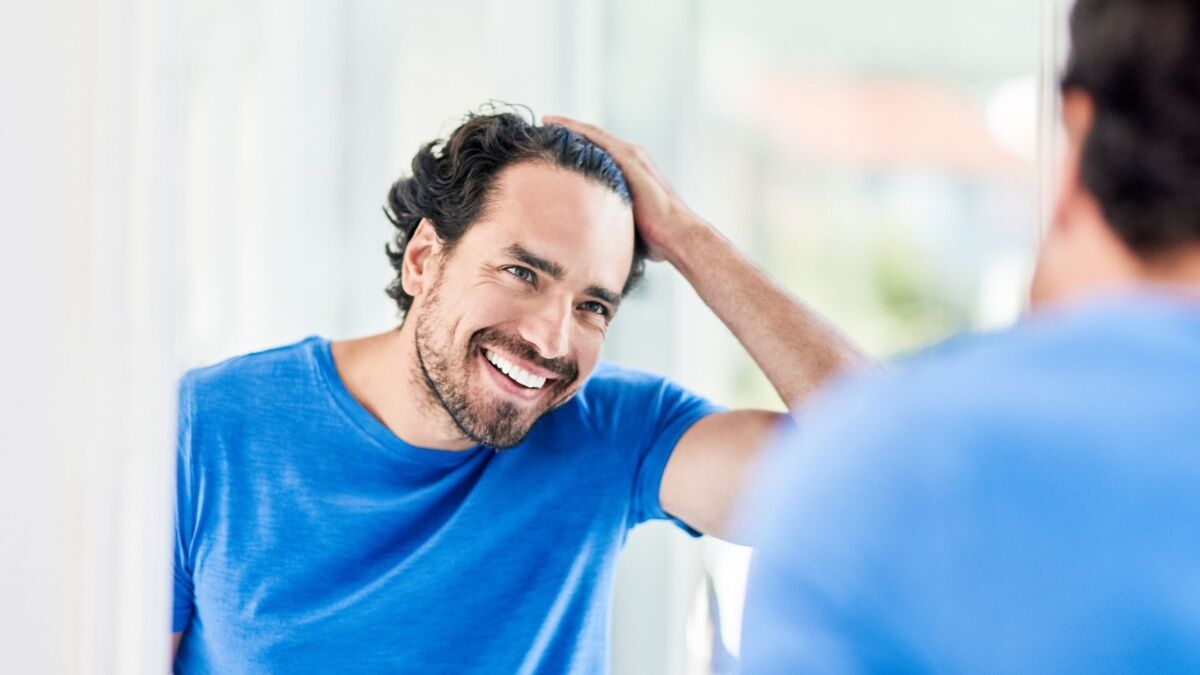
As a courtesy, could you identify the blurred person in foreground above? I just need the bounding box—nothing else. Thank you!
[735,0,1200,671]
[170,108,869,672]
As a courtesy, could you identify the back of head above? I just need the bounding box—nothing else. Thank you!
[1063,0,1200,257]
[383,106,644,318]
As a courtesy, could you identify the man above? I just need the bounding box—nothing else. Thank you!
[737,0,1200,671]
[171,111,866,672]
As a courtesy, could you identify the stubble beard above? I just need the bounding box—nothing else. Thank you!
[410,282,578,450]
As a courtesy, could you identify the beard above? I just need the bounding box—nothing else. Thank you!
[411,283,579,450]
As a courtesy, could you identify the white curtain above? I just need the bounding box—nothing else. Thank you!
[1,0,179,671]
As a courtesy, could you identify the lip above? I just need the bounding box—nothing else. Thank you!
[476,348,555,403]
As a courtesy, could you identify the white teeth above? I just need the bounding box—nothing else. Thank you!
[484,350,547,389]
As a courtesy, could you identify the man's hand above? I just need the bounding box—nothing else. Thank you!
[543,115,702,264]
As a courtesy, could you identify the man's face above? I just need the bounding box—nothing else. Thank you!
[410,161,635,449]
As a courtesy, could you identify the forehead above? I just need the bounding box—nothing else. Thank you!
[462,161,635,286]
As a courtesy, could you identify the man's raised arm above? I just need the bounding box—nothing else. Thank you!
[544,116,871,410]
[544,116,874,539]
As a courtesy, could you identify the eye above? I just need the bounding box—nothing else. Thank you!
[504,266,536,285]
[578,301,610,317]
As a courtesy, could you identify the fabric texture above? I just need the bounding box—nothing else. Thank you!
[738,290,1200,674]
[173,336,719,674]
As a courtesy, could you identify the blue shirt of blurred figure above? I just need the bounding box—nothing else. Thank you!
[737,291,1200,673]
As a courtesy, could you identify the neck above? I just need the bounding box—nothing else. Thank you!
[1139,245,1200,291]
[1032,238,1200,312]
[330,324,476,451]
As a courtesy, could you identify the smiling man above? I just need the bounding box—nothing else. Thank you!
[170,110,867,673]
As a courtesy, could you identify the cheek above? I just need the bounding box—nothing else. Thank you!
[469,292,528,331]
[439,279,513,327]
[570,329,605,372]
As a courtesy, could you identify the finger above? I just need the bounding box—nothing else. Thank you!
[542,115,626,154]
[543,115,609,144]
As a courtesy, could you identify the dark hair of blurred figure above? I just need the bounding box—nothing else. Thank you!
[1061,0,1200,256]
[383,105,645,319]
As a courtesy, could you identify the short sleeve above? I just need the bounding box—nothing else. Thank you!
[625,374,723,534]
[172,374,197,633]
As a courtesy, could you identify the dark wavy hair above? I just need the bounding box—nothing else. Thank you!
[1062,0,1200,256]
[384,107,645,317]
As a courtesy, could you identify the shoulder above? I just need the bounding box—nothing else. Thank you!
[558,361,714,435]
[756,317,1071,499]
[574,360,704,409]
[181,336,326,415]
[873,292,1188,423]
[757,296,1169,510]
[580,361,678,394]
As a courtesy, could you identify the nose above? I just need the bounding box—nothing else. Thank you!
[517,296,572,360]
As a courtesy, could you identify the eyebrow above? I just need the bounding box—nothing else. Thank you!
[505,244,564,280]
[503,244,623,308]
[584,285,623,309]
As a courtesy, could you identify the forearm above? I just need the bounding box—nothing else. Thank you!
[665,217,874,411]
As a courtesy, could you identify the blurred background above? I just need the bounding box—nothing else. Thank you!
[1,0,1069,672]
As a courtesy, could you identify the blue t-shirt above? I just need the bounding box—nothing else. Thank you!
[738,291,1200,674]
[173,337,719,674]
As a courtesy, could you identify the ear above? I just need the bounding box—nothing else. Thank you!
[401,219,443,299]
[1050,89,1097,236]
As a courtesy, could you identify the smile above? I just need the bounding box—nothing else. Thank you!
[483,349,549,389]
